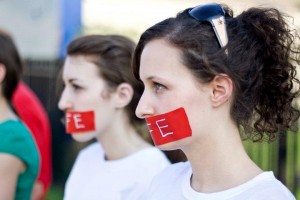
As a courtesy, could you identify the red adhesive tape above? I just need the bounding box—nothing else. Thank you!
[146,107,192,146]
[66,111,96,134]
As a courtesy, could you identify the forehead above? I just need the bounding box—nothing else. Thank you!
[139,39,192,80]
[62,55,100,80]
[141,39,180,64]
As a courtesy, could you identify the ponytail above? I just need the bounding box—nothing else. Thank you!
[226,7,300,141]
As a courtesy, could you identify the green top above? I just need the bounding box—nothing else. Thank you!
[0,119,40,200]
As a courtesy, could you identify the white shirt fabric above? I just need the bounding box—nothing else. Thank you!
[142,161,296,200]
[64,142,170,200]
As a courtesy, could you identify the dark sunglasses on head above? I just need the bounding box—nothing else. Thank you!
[188,3,228,48]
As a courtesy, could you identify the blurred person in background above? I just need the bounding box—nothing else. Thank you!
[132,3,299,199]
[13,81,52,200]
[58,35,170,200]
[0,30,40,199]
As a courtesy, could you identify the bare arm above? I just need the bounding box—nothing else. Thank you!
[0,153,25,200]
[31,181,45,200]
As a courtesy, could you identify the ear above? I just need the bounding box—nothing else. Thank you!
[210,74,233,107]
[114,83,134,109]
[0,63,6,83]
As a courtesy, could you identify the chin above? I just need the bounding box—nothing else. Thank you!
[156,137,192,151]
[157,142,179,151]
[71,131,96,142]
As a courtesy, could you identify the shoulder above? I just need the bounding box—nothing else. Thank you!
[150,161,190,185]
[159,161,190,175]
[139,147,170,162]
[79,142,104,156]
[0,120,39,171]
[0,120,33,146]
[66,143,104,183]
[131,147,171,170]
[0,153,25,174]
[141,162,190,199]
[244,172,296,200]
[0,119,26,131]
[74,142,104,164]
[81,142,103,153]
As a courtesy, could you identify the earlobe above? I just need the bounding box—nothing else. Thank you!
[210,74,233,107]
[114,83,134,108]
[0,64,6,83]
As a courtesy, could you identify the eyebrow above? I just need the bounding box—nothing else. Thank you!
[145,75,167,84]
[146,76,155,81]
[69,78,77,83]
[143,76,158,82]
[67,78,81,84]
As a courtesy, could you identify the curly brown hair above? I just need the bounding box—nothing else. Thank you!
[132,5,300,142]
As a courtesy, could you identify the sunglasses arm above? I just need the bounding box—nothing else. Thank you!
[210,16,228,47]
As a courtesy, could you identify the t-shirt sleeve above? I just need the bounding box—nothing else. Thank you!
[0,122,37,167]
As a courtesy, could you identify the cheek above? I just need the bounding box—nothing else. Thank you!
[185,98,211,135]
[77,94,103,111]
[93,104,115,133]
[155,94,183,114]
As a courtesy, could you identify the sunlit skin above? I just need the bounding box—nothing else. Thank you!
[59,55,150,160]
[136,39,262,193]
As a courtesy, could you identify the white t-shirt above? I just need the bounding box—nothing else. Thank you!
[142,162,296,200]
[63,142,170,200]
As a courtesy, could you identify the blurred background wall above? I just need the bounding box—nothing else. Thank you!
[0,0,299,199]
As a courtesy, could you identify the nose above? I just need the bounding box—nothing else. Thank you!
[58,88,72,111]
[135,92,154,119]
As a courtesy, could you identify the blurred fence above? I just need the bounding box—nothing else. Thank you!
[243,127,300,198]
[22,59,71,185]
[23,60,300,199]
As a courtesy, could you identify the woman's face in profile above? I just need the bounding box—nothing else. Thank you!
[136,39,214,149]
[58,55,118,142]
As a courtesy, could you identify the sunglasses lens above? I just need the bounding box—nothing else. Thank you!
[188,3,225,21]
[188,3,228,48]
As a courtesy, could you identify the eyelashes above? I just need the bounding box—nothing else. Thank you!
[153,81,167,93]
[72,84,82,90]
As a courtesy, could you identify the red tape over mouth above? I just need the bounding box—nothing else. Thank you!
[145,107,192,146]
[66,111,95,134]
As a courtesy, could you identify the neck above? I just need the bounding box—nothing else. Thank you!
[0,97,17,122]
[183,124,262,193]
[96,113,151,160]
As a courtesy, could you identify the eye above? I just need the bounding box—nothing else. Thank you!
[153,82,167,93]
[71,83,82,91]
